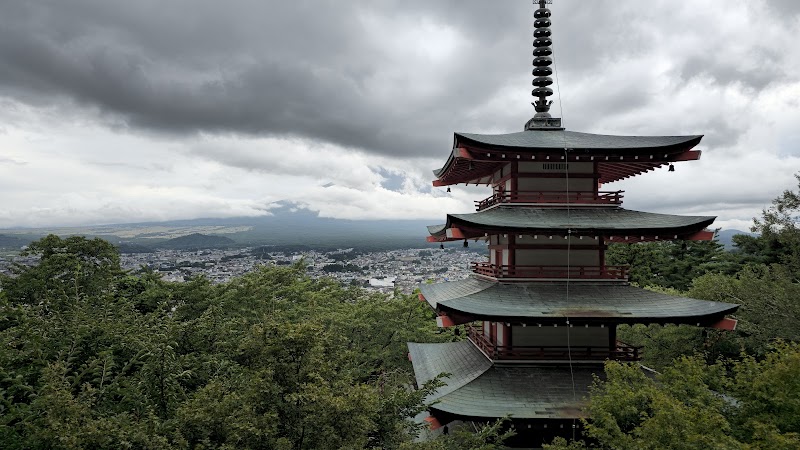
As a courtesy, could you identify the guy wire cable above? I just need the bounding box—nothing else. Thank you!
[533,0,577,437]
[547,0,579,438]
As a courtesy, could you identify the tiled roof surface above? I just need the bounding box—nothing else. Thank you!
[407,341,491,400]
[456,130,702,151]
[432,365,597,419]
[419,278,738,322]
[429,207,715,236]
[407,342,598,419]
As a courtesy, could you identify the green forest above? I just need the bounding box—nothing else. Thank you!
[2,175,800,449]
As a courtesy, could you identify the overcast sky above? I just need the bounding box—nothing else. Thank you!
[1,0,799,230]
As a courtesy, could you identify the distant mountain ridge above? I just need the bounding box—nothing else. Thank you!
[0,202,757,252]
[716,229,755,250]
[157,233,235,250]
[0,234,34,250]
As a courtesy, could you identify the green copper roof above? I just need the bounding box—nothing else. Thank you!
[456,130,702,152]
[419,277,739,324]
[408,341,491,399]
[428,206,715,237]
[426,224,447,235]
[433,365,595,419]
[408,341,594,419]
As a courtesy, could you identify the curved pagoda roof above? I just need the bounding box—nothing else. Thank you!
[433,130,703,186]
[419,277,738,325]
[427,206,715,241]
[408,341,595,420]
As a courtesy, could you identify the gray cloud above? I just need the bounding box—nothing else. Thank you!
[0,157,27,165]
[9,1,768,159]
[0,0,798,228]
[674,50,786,93]
[0,0,529,158]
[766,0,800,20]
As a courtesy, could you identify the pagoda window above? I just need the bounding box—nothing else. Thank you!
[516,175,594,193]
[512,325,610,348]
[515,248,599,267]
[513,161,597,195]
[518,161,593,173]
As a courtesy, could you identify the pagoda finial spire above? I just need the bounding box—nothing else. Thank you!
[525,0,562,130]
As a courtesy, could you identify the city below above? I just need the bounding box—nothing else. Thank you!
[0,246,486,294]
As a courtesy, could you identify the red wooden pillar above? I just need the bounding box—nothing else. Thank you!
[593,162,600,197]
[508,234,516,271]
[599,236,606,269]
[510,161,518,198]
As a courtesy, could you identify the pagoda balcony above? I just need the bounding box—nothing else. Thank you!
[467,325,642,362]
[472,262,629,281]
[475,190,623,211]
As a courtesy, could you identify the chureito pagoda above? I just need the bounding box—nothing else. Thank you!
[407,1,739,446]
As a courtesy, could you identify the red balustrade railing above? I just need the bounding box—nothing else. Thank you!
[472,262,629,280]
[467,325,642,362]
[475,190,623,210]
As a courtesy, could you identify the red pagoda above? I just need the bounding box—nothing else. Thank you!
[407,1,739,446]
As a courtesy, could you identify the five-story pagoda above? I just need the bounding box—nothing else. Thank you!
[407,1,739,446]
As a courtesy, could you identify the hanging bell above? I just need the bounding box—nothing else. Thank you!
[440,244,444,249]
[463,240,469,248]
[668,164,675,172]
[446,187,451,192]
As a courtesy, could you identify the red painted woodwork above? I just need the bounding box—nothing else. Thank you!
[475,190,623,210]
[467,325,642,362]
[673,150,702,161]
[687,230,715,241]
[433,147,702,186]
[599,237,606,267]
[446,227,466,239]
[436,315,456,327]
[712,317,738,331]
[488,244,605,250]
[424,416,443,430]
[418,293,426,302]
[431,230,708,243]
[472,262,629,280]
[516,172,598,178]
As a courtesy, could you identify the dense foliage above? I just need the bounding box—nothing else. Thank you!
[545,343,800,449]
[0,235,467,449]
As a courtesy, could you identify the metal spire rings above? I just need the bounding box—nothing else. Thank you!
[532,0,553,117]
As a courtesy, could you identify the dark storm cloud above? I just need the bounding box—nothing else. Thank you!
[0,0,530,158]
[0,0,792,161]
